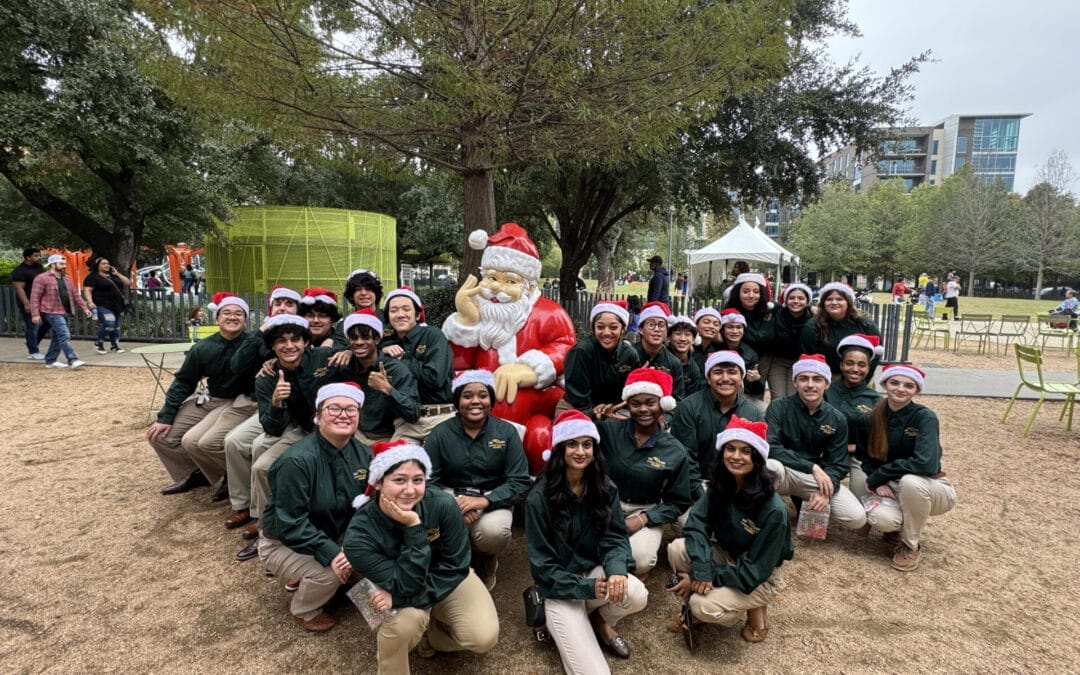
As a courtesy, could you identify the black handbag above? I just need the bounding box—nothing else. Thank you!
[522,586,545,627]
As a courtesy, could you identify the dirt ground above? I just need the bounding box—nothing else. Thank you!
[1,359,1078,673]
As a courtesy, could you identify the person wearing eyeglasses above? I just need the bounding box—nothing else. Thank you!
[632,302,686,401]
[258,383,373,632]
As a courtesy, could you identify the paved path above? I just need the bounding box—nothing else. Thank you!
[0,337,1074,400]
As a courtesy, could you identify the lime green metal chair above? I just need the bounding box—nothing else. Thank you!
[1001,344,1080,436]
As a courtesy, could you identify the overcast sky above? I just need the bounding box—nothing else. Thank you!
[826,0,1080,194]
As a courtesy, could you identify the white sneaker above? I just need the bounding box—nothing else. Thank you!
[69,359,87,369]
[45,361,69,369]
[28,353,45,360]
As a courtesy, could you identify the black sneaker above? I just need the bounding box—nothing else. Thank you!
[110,344,125,353]
[94,341,107,355]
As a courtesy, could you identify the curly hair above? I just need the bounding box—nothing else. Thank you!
[723,280,770,318]
[344,271,384,309]
[707,442,776,517]
[261,323,312,351]
[299,299,341,323]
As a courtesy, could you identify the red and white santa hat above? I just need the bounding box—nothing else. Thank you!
[268,285,301,310]
[693,307,722,324]
[452,369,496,393]
[316,381,365,409]
[352,439,432,509]
[792,353,832,383]
[782,283,813,305]
[622,367,676,412]
[590,299,629,327]
[733,273,768,290]
[545,409,600,462]
[667,315,697,333]
[347,268,380,282]
[716,415,770,460]
[837,332,885,357]
[384,286,423,311]
[344,308,383,335]
[468,223,542,283]
[638,301,671,324]
[300,287,338,306]
[818,281,856,305]
[878,363,926,392]
[263,314,309,331]
[705,349,746,376]
[207,291,249,316]
[720,307,747,326]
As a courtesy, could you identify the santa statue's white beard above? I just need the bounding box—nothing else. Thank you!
[476,292,532,355]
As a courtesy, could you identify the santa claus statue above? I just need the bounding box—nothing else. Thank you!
[442,223,577,472]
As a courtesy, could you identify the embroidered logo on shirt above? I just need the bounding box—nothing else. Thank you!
[646,456,666,469]
[426,527,441,542]
[618,364,632,373]
[488,438,506,450]
[856,404,873,414]
[314,367,328,378]
[904,426,919,437]
[353,468,368,482]
[416,344,428,355]
[740,518,760,535]
[819,424,836,435]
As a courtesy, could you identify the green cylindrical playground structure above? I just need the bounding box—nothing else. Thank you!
[204,206,396,297]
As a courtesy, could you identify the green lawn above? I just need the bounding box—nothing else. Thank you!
[865,294,1064,319]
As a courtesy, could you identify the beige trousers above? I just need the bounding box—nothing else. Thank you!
[621,501,663,575]
[865,475,957,550]
[251,426,305,518]
[185,394,258,484]
[391,411,455,444]
[376,570,499,675]
[544,565,648,675]
[258,536,341,620]
[847,455,868,498]
[667,538,783,626]
[149,396,230,481]
[760,355,796,400]
[765,458,867,530]
[440,489,513,556]
[223,413,268,511]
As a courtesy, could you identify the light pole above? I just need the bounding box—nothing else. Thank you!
[668,206,674,300]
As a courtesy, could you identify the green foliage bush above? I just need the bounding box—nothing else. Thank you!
[419,286,458,330]
[0,258,19,285]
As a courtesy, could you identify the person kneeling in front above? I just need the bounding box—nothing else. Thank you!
[258,382,372,632]
[343,440,499,674]
[666,416,793,647]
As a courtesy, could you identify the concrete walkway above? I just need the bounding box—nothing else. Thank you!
[0,337,1074,400]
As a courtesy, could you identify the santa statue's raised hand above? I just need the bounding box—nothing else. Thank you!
[454,274,484,326]
[494,363,539,405]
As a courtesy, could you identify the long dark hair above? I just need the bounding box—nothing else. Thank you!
[723,280,770,318]
[539,439,613,534]
[814,288,863,343]
[866,398,894,461]
[707,443,775,518]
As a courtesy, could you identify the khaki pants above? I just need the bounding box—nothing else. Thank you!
[760,355,796,400]
[354,428,394,446]
[847,455,868,499]
[149,396,230,481]
[441,489,514,556]
[376,570,499,675]
[667,538,783,626]
[765,458,867,530]
[258,536,341,620]
[251,426,305,518]
[185,394,258,484]
[621,501,663,575]
[223,413,268,511]
[391,411,455,444]
[865,475,957,550]
[545,565,648,675]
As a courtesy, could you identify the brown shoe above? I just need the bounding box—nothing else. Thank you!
[891,544,922,571]
[236,539,259,562]
[241,521,260,540]
[294,611,335,633]
[224,509,252,529]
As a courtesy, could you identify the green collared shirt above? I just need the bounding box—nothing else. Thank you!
[683,492,793,595]
[260,432,373,567]
[328,355,421,436]
[380,325,453,404]
[343,489,470,610]
[255,347,334,436]
[855,402,944,488]
[597,419,692,525]
[768,307,813,361]
[670,391,763,499]
[668,345,707,397]
[825,379,882,445]
[800,316,882,381]
[157,331,252,425]
[426,415,531,511]
[765,394,849,491]
[525,478,634,600]
[634,342,686,400]
[563,336,641,416]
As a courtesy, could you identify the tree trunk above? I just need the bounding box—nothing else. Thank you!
[596,225,623,293]
[1034,264,1044,300]
[967,269,976,298]
[460,167,496,284]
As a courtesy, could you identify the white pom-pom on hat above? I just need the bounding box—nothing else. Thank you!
[469,229,489,250]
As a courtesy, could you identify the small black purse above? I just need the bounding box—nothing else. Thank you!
[522,585,545,627]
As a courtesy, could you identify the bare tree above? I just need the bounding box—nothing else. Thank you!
[1016,149,1078,297]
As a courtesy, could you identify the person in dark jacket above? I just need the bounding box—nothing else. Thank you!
[666,415,793,646]
[800,282,881,381]
[761,283,813,399]
[855,365,957,572]
[632,302,685,400]
[526,410,648,674]
[666,315,706,396]
[718,308,765,409]
[81,256,131,354]
[344,440,499,673]
[824,333,883,497]
[559,301,640,419]
[646,255,671,305]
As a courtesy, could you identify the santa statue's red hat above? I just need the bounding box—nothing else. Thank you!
[468,223,542,283]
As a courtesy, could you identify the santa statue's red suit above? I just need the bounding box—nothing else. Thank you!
[442,223,576,473]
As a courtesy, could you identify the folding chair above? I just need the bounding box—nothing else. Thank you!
[993,314,1031,356]
[952,313,993,354]
[912,315,950,350]
[1000,344,1080,436]
[1035,315,1077,352]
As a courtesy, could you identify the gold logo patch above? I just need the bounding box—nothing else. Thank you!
[314,367,328,378]
[416,344,428,355]
[740,518,760,535]
[856,404,873,414]
[618,364,632,373]
[353,468,367,482]
[426,527,441,542]
[904,426,919,437]
[488,438,506,450]
[820,424,836,435]
[646,456,666,469]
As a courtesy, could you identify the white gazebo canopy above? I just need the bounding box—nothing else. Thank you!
[685,215,799,295]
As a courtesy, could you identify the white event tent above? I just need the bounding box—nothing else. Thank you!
[685,215,799,296]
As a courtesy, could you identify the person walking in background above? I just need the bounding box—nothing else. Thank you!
[923,275,939,319]
[146,269,164,289]
[181,264,196,294]
[29,254,92,369]
[944,275,961,320]
[12,247,50,359]
[646,256,670,305]
[82,256,132,354]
